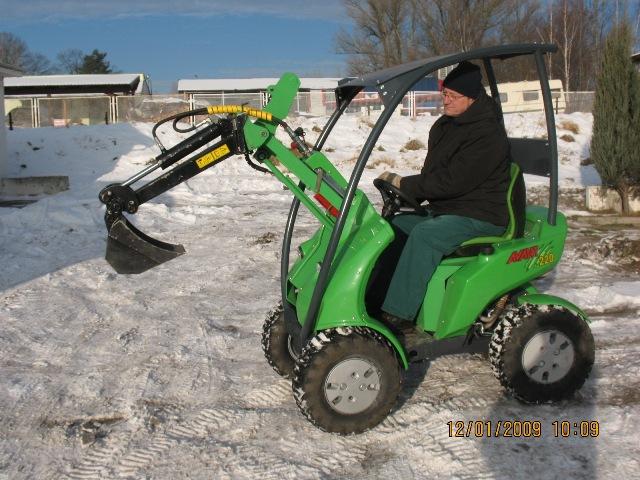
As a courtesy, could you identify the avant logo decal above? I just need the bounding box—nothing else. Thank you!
[507,243,556,269]
[507,246,539,264]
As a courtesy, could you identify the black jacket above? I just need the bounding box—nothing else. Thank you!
[400,92,510,226]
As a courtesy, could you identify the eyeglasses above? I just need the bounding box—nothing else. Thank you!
[441,90,465,101]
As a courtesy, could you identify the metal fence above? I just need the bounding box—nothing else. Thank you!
[4,98,34,128]
[564,92,595,114]
[4,91,595,129]
[37,97,112,127]
[117,95,191,124]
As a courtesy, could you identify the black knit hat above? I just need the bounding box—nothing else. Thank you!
[442,61,482,99]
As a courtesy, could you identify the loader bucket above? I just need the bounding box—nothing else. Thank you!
[105,217,185,274]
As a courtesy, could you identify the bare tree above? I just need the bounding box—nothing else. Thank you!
[0,32,28,67]
[21,52,54,75]
[335,0,637,91]
[536,0,613,91]
[493,0,543,81]
[336,0,417,74]
[411,0,526,55]
[57,48,84,74]
[559,0,579,90]
[0,31,54,74]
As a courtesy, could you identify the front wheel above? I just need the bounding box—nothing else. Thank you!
[293,327,402,434]
[489,304,594,403]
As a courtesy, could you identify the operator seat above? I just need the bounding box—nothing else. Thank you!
[448,162,526,258]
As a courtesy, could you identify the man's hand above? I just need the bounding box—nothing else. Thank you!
[377,171,402,188]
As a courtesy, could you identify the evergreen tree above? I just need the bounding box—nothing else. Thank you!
[590,21,640,214]
[77,49,113,74]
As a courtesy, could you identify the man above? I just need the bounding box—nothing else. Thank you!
[377,61,510,326]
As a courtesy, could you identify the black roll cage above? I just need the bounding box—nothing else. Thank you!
[284,43,560,347]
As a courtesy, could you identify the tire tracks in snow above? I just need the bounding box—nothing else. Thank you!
[64,351,507,479]
[63,324,628,479]
[66,376,291,479]
[65,406,245,479]
[63,356,160,480]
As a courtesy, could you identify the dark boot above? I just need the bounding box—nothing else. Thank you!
[380,311,414,332]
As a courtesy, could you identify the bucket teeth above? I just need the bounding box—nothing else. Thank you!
[105,217,185,274]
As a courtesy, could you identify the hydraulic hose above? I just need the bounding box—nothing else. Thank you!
[206,105,311,157]
[206,105,274,122]
[151,107,209,151]
[156,120,225,169]
[149,104,310,174]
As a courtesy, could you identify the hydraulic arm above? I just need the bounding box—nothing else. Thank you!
[98,114,245,274]
[98,74,347,274]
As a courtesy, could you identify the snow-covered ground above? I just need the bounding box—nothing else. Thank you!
[0,111,639,479]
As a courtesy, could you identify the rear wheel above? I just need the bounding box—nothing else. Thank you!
[490,304,594,403]
[293,327,402,434]
[262,302,297,379]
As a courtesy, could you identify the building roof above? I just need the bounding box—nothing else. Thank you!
[5,73,143,88]
[178,77,340,92]
[4,73,150,96]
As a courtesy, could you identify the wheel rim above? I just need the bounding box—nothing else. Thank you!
[323,358,382,415]
[521,330,575,383]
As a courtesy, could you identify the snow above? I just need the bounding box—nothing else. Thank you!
[1,111,639,479]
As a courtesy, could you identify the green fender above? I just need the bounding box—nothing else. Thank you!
[313,319,409,369]
[516,293,591,323]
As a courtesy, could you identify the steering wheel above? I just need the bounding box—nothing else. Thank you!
[373,178,426,219]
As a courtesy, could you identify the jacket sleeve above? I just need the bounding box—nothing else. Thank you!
[400,126,507,202]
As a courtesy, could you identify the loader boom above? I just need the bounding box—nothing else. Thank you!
[98,73,350,274]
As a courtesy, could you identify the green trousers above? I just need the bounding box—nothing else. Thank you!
[382,213,504,321]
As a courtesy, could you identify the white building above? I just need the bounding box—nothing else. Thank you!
[4,73,151,127]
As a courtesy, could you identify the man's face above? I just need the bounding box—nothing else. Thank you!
[441,88,475,117]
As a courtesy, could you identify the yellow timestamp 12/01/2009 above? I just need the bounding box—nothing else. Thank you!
[447,420,542,438]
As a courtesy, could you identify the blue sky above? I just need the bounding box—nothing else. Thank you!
[0,0,350,92]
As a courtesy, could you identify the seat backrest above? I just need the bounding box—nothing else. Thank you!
[499,162,527,240]
[458,162,526,250]
[510,162,527,239]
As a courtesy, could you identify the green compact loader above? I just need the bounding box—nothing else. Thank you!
[99,44,595,434]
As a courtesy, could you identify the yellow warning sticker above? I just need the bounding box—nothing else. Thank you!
[196,144,231,169]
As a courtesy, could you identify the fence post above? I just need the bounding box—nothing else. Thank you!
[189,93,195,126]
[410,91,416,118]
[105,112,109,125]
[34,98,40,128]
[8,112,13,130]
